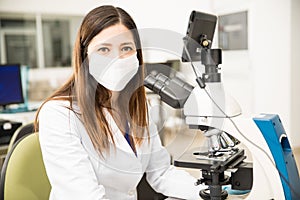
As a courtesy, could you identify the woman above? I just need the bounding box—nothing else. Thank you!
[35,5,205,200]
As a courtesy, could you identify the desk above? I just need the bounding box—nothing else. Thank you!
[0,101,41,123]
[0,110,37,124]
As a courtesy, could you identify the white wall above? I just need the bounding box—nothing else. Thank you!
[114,0,212,33]
[212,0,253,117]
[0,0,212,30]
[0,0,113,15]
[250,0,291,127]
[213,0,300,148]
[291,0,300,148]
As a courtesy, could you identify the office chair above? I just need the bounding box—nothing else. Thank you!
[0,133,51,200]
[7,122,35,152]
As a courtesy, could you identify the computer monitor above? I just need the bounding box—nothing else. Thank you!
[182,11,217,62]
[0,64,24,110]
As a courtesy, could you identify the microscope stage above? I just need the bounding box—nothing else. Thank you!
[174,148,246,172]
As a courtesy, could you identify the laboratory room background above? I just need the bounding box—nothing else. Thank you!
[0,0,300,200]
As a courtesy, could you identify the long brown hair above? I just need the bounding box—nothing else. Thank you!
[34,5,149,154]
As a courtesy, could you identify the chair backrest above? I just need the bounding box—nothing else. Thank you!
[0,133,51,200]
[7,122,35,152]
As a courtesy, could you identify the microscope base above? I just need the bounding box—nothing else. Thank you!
[200,188,228,200]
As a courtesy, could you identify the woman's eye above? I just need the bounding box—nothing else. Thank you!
[121,46,133,52]
[97,47,110,54]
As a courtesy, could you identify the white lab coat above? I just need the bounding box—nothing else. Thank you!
[39,100,205,200]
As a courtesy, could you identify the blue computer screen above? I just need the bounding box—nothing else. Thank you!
[0,64,24,107]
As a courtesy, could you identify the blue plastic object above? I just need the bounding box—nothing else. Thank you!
[253,114,300,200]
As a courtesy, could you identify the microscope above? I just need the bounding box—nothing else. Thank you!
[144,11,300,200]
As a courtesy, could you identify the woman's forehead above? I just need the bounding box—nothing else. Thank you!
[89,24,134,46]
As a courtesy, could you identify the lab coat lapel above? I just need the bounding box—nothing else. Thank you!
[104,110,152,169]
[104,109,139,158]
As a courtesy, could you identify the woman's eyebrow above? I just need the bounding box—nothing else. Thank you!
[97,43,112,46]
[88,43,112,51]
[121,42,134,46]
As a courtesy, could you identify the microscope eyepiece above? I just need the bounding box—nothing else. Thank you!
[144,73,194,108]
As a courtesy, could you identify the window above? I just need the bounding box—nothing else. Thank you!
[0,13,82,68]
[42,19,71,67]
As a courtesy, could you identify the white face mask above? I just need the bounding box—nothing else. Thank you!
[89,52,139,91]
